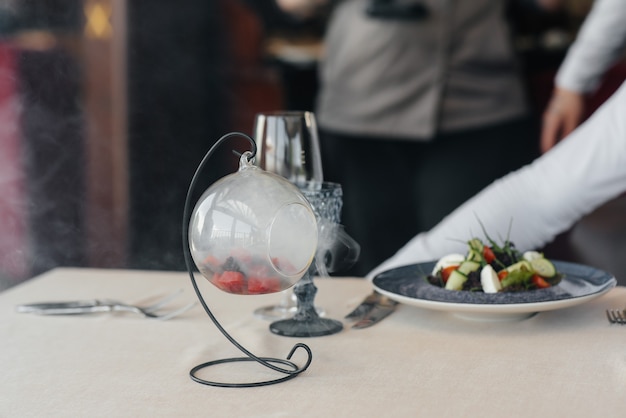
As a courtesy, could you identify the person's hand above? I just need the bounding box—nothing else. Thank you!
[540,87,585,153]
[276,0,328,20]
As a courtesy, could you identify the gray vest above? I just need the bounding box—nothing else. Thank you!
[316,0,528,140]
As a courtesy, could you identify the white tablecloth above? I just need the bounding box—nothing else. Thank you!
[1,268,625,417]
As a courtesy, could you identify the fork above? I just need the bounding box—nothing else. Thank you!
[16,290,197,321]
[605,309,626,325]
[108,290,197,320]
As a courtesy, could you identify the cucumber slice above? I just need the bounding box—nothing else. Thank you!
[458,260,481,275]
[505,260,533,274]
[468,238,483,253]
[530,257,557,278]
[500,268,534,288]
[445,270,468,291]
[467,249,483,263]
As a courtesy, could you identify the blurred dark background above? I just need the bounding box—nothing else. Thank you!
[0,0,624,290]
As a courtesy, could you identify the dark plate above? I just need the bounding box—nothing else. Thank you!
[372,260,616,321]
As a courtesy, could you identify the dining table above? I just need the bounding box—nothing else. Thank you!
[1,267,625,417]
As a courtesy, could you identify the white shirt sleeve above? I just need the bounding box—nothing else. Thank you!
[367,79,626,279]
[555,0,626,93]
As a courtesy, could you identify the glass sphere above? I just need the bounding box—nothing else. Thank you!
[189,153,318,295]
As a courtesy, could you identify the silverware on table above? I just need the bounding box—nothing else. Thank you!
[345,291,381,320]
[16,290,196,321]
[606,308,626,324]
[345,291,399,329]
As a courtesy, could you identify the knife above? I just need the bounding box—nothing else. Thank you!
[344,291,383,320]
[16,300,115,315]
[350,293,399,329]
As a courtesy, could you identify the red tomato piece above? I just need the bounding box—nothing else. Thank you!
[213,271,245,294]
[497,270,509,281]
[248,276,281,294]
[531,274,551,289]
[483,246,496,263]
[441,265,459,283]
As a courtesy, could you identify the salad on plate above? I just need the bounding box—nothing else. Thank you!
[427,236,562,293]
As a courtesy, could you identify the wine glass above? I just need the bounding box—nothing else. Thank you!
[269,181,360,337]
[252,110,323,186]
[252,111,324,320]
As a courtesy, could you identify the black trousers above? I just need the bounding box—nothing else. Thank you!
[319,116,540,277]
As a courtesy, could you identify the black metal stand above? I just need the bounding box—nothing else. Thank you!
[182,132,313,388]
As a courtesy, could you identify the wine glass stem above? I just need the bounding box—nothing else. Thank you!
[292,269,321,321]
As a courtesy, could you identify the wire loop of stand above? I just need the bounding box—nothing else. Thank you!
[189,343,312,388]
[182,132,313,388]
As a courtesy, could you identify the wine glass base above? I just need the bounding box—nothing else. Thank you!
[254,305,296,321]
[269,268,339,336]
[254,305,325,321]
[269,317,343,337]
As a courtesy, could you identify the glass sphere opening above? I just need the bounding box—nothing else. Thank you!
[268,202,318,277]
